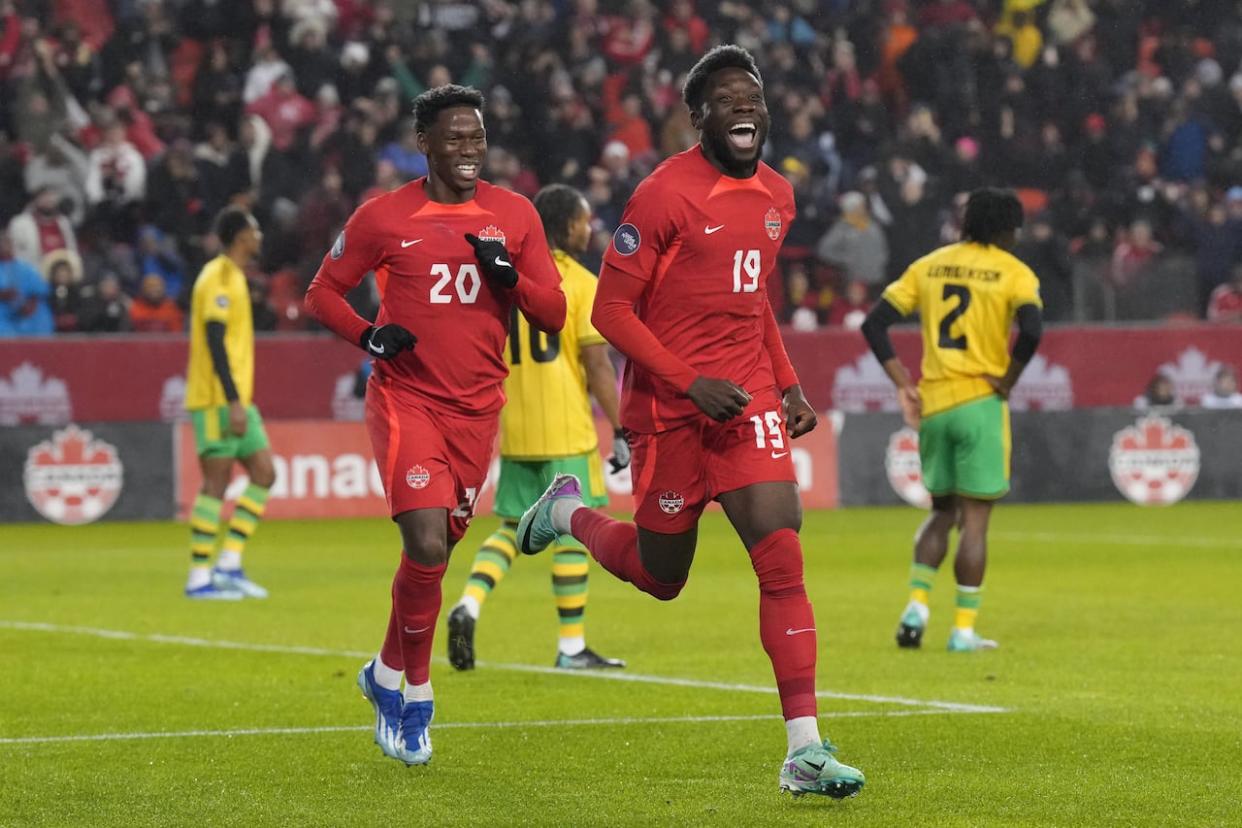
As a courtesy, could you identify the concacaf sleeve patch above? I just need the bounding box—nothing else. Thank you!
[330,230,345,260]
[612,223,640,256]
[215,295,230,309]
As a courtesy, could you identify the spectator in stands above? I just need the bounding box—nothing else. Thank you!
[45,250,87,333]
[817,192,889,294]
[7,187,78,269]
[1135,372,1182,412]
[85,116,146,241]
[78,273,130,333]
[826,280,872,330]
[1016,214,1073,322]
[24,135,91,225]
[377,119,428,181]
[1201,366,1242,410]
[0,229,54,336]
[250,274,279,332]
[1207,264,1242,323]
[1110,219,1162,288]
[129,273,184,333]
[136,225,187,302]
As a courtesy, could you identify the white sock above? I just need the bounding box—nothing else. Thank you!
[186,566,211,590]
[372,655,403,691]
[904,600,930,625]
[216,549,242,571]
[457,595,481,620]
[786,716,821,755]
[549,498,584,535]
[404,681,433,704]
[558,636,585,657]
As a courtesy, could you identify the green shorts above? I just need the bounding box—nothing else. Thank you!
[494,451,608,520]
[919,395,1011,500]
[190,404,271,460]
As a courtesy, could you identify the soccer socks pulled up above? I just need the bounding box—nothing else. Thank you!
[388,555,447,686]
[954,584,983,631]
[551,540,589,655]
[909,561,938,607]
[458,523,518,619]
[217,483,269,571]
[569,509,684,601]
[188,494,223,587]
[750,528,818,724]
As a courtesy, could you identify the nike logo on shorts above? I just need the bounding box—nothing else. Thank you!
[771,451,789,459]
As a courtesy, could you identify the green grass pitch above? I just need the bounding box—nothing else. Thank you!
[2,502,1241,827]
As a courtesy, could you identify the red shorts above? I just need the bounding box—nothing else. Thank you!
[365,379,498,542]
[629,389,796,533]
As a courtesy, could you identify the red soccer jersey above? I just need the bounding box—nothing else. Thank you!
[306,179,565,417]
[597,146,797,432]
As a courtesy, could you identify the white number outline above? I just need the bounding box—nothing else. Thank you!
[749,410,785,449]
[731,249,761,293]
[430,263,482,304]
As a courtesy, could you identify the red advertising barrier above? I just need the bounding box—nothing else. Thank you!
[175,415,840,521]
[2,326,1240,424]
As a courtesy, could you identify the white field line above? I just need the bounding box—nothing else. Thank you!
[0,709,981,747]
[0,620,1009,715]
[991,531,1242,550]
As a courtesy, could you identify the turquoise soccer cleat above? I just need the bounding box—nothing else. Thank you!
[947,628,998,652]
[211,567,269,599]
[779,739,865,799]
[515,473,582,555]
[896,601,929,649]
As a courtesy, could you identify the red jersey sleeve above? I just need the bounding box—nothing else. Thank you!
[304,204,385,346]
[593,177,698,393]
[763,297,800,391]
[510,198,566,333]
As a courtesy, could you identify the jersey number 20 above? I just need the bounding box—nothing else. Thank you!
[430,263,481,304]
[938,284,971,350]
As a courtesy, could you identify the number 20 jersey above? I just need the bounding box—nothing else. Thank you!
[312,179,562,417]
[599,146,796,433]
[882,241,1042,417]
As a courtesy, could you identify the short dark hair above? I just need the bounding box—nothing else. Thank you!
[533,184,586,251]
[412,84,485,133]
[214,207,254,247]
[683,45,762,110]
[962,187,1024,245]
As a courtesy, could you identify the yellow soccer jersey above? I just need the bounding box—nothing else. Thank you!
[185,255,255,409]
[500,249,607,459]
[883,241,1042,417]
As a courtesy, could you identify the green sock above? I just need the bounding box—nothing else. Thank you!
[909,562,937,605]
[551,540,589,653]
[461,523,518,614]
[954,585,983,630]
[189,494,223,569]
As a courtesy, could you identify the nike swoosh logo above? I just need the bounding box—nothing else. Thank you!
[495,256,511,267]
[785,627,815,636]
[804,760,826,772]
[370,343,385,354]
[404,626,430,634]
[401,239,422,248]
[771,451,789,459]
[704,225,725,234]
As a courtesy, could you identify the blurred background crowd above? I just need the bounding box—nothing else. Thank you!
[1,0,1241,337]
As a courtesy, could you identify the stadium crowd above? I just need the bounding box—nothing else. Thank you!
[1,0,1241,336]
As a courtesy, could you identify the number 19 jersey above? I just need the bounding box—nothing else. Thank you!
[599,146,796,432]
[883,241,1042,417]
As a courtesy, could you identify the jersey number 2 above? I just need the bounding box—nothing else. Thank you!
[732,249,760,293]
[938,284,971,350]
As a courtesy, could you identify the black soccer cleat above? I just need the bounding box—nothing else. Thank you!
[555,647,626,670]
[447,605,476,671]
[896,622,924,649]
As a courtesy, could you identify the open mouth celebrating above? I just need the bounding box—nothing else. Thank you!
[727,121,758,151]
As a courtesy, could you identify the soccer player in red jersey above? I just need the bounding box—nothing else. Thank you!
[304,85,565,766]
[516,46,865,798]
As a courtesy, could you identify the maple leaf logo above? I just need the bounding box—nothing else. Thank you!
[885,427,930,508]
[1158,347,1220,404]
[160,375,187,422]
[1108,415,1200,505]
[332,373,365,422]
[1009,354,1074,411]
[23,425,124,524]
[832,353,900,413]
[0,362,72,425]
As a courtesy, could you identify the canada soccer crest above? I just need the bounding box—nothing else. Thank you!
[24,425,124,525]
[476,224,506,245]
[406,464,431,490]
[885,428,931,508]
[1108,416,1199,506]
[657,490,685,514]
[763,207,782,241]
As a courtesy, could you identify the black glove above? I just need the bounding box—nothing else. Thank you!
[607,430,631,474]
[464,233,518,289]
[360,324,416,360]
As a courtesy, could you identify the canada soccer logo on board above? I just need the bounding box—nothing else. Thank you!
[885,428,930,508]
[24,425,124,525]
[1108,415,1199,506]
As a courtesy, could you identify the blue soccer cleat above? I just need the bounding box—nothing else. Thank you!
[212,567,269,599]
[516,473,582,555]
[185,582,243,600]
[396,699,434,766]
[357,660,405,762]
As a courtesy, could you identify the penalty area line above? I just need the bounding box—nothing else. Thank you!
[0,620,1010,716]
[0,708,998,747]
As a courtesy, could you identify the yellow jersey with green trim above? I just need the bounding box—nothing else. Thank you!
[883,241,1041,417]
[500,248,606,458]
[185,254,254,409]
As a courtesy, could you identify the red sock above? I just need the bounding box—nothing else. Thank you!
[570,509,684,600]
[389,554,446,685]
[379,605,402,672]
[750,528,817,720]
